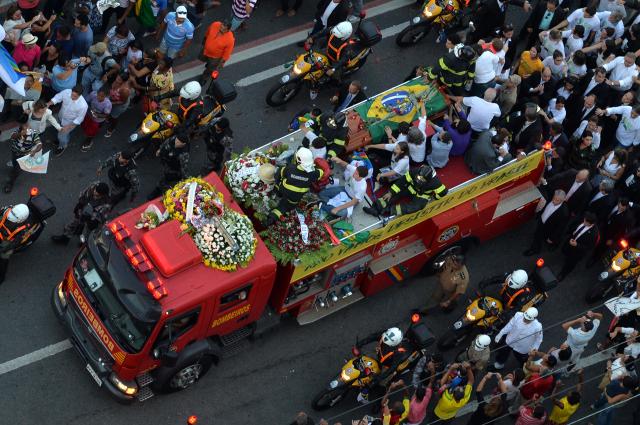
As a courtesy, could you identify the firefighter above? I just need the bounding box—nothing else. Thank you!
[300,112,347,159]
[426,44,477,96]
[147,130,191,200]
[363,165,447,217]
[96,150,140,206]
[51,182,112,245]
[0,204,31,284]
[268,147,324,224]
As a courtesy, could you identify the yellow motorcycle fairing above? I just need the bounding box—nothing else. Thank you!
[422,0,459,23]
[465,296,503,328]
[142,110,180,139]
[289,52,330,81]
[198,104,223,125]
[339,355,381,388]
[610,247,640,277]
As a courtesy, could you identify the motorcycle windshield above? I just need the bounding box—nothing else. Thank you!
[72,231,160,353]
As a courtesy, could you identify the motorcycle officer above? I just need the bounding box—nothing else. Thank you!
[479,269,535,312]
[426,44,477,96]
[363,165,448,217]
[155,81,206,128]
[268,147,324,224]
[0,204,31,284]
[306,21,356,90]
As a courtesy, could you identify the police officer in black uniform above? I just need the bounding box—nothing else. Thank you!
[364,165,448,217]
[147,129,190,200]
[268,147,324,223]
[97,150,140,205]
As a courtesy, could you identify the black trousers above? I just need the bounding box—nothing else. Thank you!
[494,338,529,367]
[0,257,8,284]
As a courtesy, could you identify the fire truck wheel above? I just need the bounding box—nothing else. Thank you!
[155,355,215,393]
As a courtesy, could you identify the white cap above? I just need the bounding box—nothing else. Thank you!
[524,307,538,321]
[8,204,29,223]
[176,5,188,17]
[295,147,315,172]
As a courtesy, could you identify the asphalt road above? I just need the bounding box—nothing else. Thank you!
[0,1,638,424]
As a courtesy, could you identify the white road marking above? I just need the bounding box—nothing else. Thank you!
[235,23,408,88]
[0,339,72,376]
[173,0,414,83]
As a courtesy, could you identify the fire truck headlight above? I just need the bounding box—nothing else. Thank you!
[109,373,138,396]
[57,281,67,308]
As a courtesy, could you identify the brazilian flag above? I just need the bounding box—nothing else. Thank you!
[353,78,448,142]
[135,0,156,29]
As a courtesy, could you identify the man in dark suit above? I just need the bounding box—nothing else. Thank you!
[579,67,610,106]
[563,94,597,137]
[507,106,543,153]
[519,0,566,48]
[519,68,555,109]
[546,168,592,216]
[330,80,367,112]
[524,189,570,256]
[558,211,599,281]
[589,197,635,264]
[586,180,617,225]
[465,130,513,174]
[470,0,531,42]
[309,0,350,36]
[549,122,569,149]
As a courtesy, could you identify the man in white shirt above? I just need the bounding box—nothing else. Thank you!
[551,6,600,41]
[493,307,544,369]
[472,39,502,96]
[457,88,501,133]
[542,96,567,124]
[596,104,640,149]
[602,52,639,92]
[595,10,625,41]
[561,310,603,366]
[319,157,368,217]
[47,84,88,156]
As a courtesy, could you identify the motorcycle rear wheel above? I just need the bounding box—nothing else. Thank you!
[395,21,432,47]
[311,386,350,411]
[266,80,303,106]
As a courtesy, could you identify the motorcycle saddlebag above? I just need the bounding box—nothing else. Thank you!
[407,322,435,349]
[28,194,56,220]
[208,79,237,105]
[532,265,558,291]
[357,21,382,47]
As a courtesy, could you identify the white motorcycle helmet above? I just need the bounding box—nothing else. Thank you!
[507,269,528,289]
[8,204,29,223]
[382,327,403,347]
[180,81,202,100]
[331,21,353,40]
[295,147,315,172]
[474,334,491,351]
[524,307,539,321]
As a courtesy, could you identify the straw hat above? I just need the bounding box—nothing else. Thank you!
[21,33,38,45]
[258,164,276,184]
[89,42,107,55]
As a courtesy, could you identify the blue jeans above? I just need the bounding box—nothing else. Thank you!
[158,38,181,59]
[319,185,349,217]
[230,13,246,31]
[593,394,614,425]
[57,126,74,148]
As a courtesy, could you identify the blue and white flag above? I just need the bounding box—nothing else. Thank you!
[0,26,26,96]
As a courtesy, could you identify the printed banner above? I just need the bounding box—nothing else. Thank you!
[17,151,49,174]
[290,150,545,282]
[605,296,640,317]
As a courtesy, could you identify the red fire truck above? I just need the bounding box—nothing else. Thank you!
[51,80,545,402]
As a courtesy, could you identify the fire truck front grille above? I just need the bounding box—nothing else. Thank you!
[69,297,114,367]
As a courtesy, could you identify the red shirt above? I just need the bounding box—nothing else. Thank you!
[520,373,555,400]
[515,406,547,425]
[12,42,41,69]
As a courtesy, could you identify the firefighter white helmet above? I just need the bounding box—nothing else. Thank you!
[179,81,202,100]
[382,327,403,347]
[295,147,315,172]
[524,307,538,321]
[474,334,491,351]
[331,21,353,40]
[8,204,29,223]
[507,269,528,289]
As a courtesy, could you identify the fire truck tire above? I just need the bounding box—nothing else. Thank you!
[153,354,216,393]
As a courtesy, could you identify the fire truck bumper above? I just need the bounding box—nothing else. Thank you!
[51,282,136,404]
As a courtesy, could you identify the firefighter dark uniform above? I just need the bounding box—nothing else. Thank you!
[426,46,476,96]
[0,206,31,284]
[320,113,347,158]
[147,134,190,200]
[98,151,140,205]
[270,160,324,222]
[364,166,447,217]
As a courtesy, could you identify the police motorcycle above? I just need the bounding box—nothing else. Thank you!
[587,239,640,303]
[437,259,557,350]
[2,187,55,253]
[396,0,468,47]
[311,314,434,410]
[128,76,237,151]
[266,17,381,107]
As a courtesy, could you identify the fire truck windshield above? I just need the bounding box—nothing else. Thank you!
[72,230,159,353]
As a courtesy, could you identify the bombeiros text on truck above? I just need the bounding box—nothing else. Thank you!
[51,77,546,402]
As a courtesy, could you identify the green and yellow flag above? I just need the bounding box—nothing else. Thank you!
[135,0,156,29]
[353,78,448,142]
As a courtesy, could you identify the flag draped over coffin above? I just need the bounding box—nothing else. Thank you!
[353,78,448,142]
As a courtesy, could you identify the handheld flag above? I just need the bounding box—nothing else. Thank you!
[0,26,25,96]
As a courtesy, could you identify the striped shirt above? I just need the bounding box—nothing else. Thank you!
[232,0,257,19]
[163,12,195,49]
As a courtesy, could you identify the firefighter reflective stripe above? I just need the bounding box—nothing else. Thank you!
[395,204,403,216]
[437,57,467,76]
[327,35,348,63]
[0,209,26,241]
[178,98,204,121]
[282,181,310,193]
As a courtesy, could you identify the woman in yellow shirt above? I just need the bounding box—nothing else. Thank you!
[549,370,583,424]
[434,362,475,421]
[515,46,544,79]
